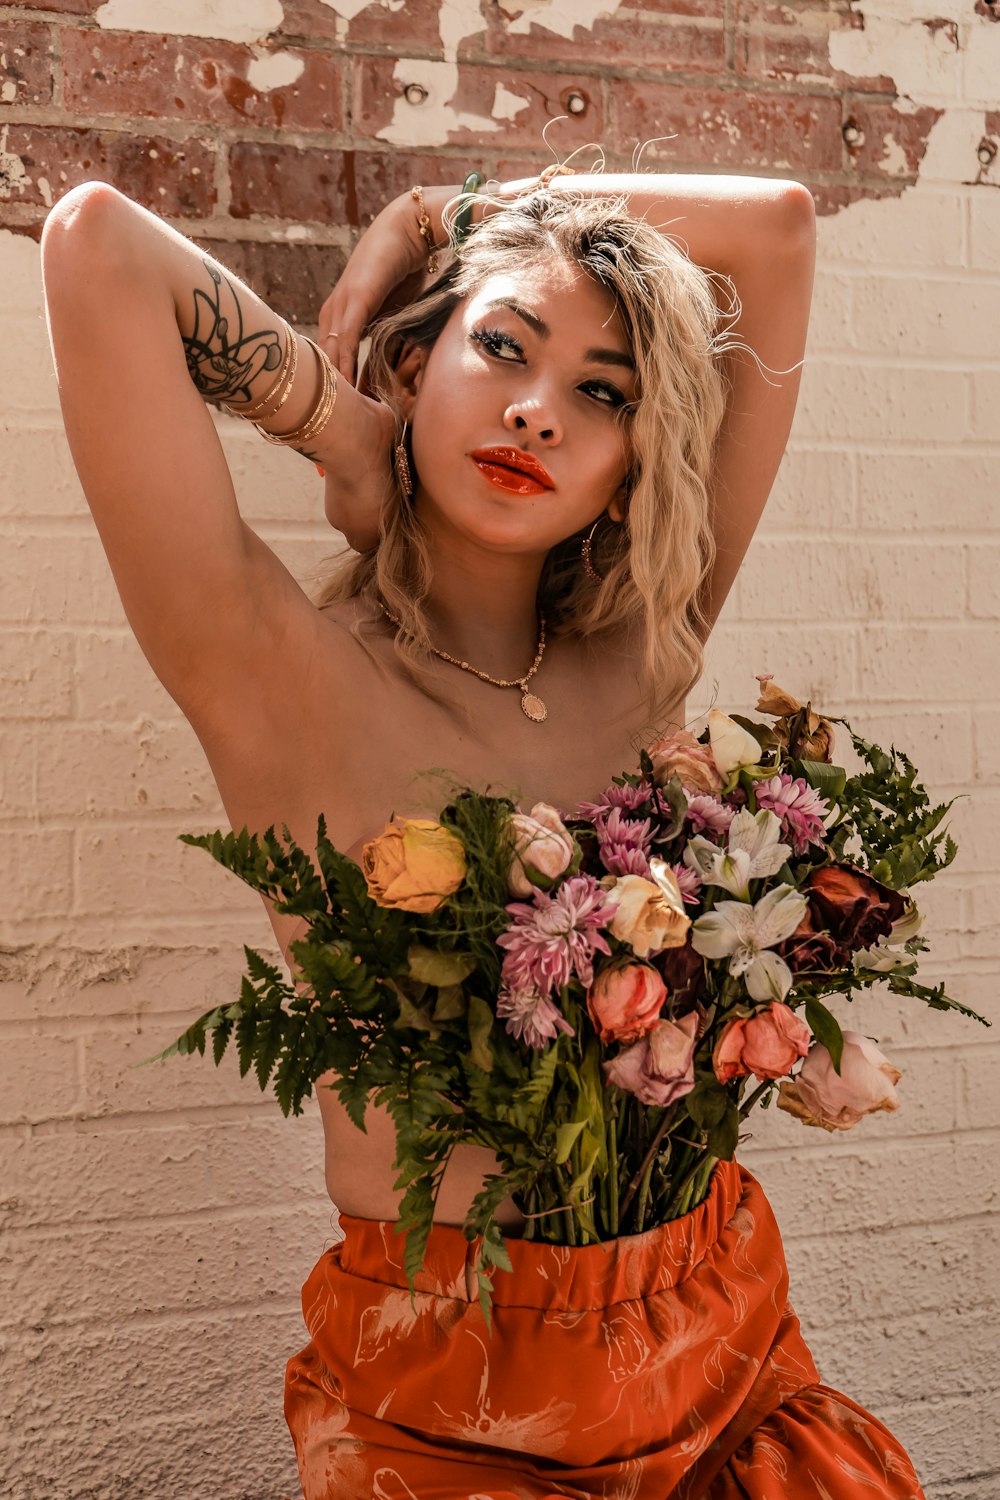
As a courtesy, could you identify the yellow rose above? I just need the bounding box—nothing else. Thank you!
[607,861,691,958]
[361,818,466,913]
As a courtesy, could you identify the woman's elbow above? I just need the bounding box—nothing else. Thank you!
[41,181,133,275]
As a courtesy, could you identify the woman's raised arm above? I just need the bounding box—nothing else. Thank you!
[41,183,393,728]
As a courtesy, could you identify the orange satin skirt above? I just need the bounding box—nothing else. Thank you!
[284,1161,925,1499]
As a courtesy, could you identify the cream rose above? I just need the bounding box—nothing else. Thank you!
[608,862,691,958]
[777,1030,902,1132]
[707,709,763,777]
[361,818,466,914]
[506,802,576,898]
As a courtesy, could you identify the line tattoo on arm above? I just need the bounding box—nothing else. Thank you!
[181,260,283,408]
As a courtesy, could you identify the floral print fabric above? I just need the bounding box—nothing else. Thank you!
[284,1161,925,1499]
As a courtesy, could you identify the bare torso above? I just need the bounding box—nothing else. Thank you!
[191,595,685,1236]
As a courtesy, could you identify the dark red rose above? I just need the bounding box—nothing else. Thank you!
[779,864,907,973]
[657,941,706,1010]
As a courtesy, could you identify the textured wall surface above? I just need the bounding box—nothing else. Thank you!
[1,2,998,1498]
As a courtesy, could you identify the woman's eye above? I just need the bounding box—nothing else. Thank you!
[470,327,523,360]
[583,381,627,408]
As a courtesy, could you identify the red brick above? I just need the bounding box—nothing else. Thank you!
[0,126,216,217]
[193,237,348,327]
[334,0,457,52]
[481,10,725,73]
[350,152,486,225]
[352,57,604,149]
[10,0,96,11]
[0,23,57,108]
[611,83,843,174]
[62,30,343,132]
[633,0,725,15]
[735,0,892,90]
[843,98,943,180]
[229,141,350,223]
[810,181,907,217]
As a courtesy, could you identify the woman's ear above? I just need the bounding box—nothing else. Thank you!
[392,341,427,418]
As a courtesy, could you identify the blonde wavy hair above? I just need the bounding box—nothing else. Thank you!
[315,184,733,716]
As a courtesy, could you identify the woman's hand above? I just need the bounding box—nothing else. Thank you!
[318,187,456,390]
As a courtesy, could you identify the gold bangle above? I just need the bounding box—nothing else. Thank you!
[410,184,439,274]
[537,163,576,189]
[228,320,297,420]
[255,338,337,449]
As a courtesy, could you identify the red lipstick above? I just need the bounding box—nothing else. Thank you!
[470,447,555,495]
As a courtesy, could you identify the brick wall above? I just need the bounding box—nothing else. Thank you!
[1,2,998,1497]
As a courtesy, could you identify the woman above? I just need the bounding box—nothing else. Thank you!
[41,168,924,1497]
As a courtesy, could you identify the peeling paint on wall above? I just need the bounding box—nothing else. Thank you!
[94,0,285,45]
[0,124,29,199]
[500,0,625,41]
[376,58,502,144]
[245,49,304,92]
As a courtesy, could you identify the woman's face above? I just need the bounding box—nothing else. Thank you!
[406,257,638,559]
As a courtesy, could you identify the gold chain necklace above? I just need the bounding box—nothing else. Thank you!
[379,605,548,722]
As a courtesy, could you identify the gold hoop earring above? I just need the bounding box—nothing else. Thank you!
[394,419,413,499]
[581,518,604,584]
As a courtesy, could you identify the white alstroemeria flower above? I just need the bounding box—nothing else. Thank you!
[691,884,807,999]
[683,808,791,901]
[852,945,914,974]
[887,898,923,945]
[707,709,762,777]
[853,896,923,972]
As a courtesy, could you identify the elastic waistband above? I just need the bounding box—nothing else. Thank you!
[336,1158,751,1312]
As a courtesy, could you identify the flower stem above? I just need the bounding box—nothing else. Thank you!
[739,1078,775,1120]
[619,1106,673,1226]
[608,1114,619,1238]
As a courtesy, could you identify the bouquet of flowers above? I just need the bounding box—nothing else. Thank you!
[157,675,985,1327]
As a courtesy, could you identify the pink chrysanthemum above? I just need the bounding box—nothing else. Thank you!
[671,861,703,905]
[597,807,654,878]
[685,793,736,838]
[577,780,652,822]
[496,989,575,1050]
[497,874,618,999]
[754,773,830,856]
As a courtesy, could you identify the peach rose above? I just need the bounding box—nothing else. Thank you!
[754,675,836,763]
[587,963,666,1045]
[506,802,576,898]
[361,818,466,914]
[647,728,724,794]
[713,1002,811,1084]
[608,862,691,958]
[776,1030,902,1132]
[603,1010,699,1107]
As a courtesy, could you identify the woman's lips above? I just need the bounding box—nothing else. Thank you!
[469,447,555,494]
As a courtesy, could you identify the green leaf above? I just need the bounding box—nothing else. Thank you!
[392,986,442,1039]
[706,1101,739,1161]
[467,995,495,1074]
[407,946,477,986]
[685,1079,728,1131]
[432,984,468,1022]
[805,996,845,1074]
[554,1119,586,1165]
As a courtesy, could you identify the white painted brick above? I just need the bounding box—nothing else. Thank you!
[876,1392,994,1489]
[0,1114,324,1229]
[961,21,1000,108]
[82,1020,286,1116]
[970,368,1000,439]
[762,446,856,532]
[816,192,965,270]
[0,422,88,518]
[806,270,855,352]
[0,629,74,718]
[695,623,857,709]
[0,229,44,318]
[72,825,255,922]
[852,624,1000,702]
[75,632,182,721]
[0,534,125,626]
[0,1035,81,1124]
[0,317,61,415]
[947,789,1000,872]
[852,275,1000,361]
[795,362,969,444]
[848,707,973,786]
[967,544,1000,618]
[969,193,1000,273]
[856,452,998,532]
[739,540,964,621]
[24,721,218,818]
[6,829,74,921]
[958,1042,1000,1130]
[0,943,246,1022]
[964,882,1000,961]
[973,707,1000,783]
[809,1303,999,1407]
[0,1206,328,1327]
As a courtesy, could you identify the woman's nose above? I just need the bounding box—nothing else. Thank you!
[502,398,561,445]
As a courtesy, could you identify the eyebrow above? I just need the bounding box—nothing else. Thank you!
[480,297,637,373]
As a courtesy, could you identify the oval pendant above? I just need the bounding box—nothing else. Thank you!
[521,692,547,722]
